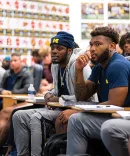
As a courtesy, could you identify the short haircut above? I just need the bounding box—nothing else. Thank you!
[39,46,51,58]
[90,26,119,44]
[119,32,130,50]
[31,49,39,56]
[11,52,21,57]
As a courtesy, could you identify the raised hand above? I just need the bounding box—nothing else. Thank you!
[75,52,91,71]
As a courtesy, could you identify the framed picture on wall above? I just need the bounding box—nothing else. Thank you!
[81,3,104,20]
[108,23,130,36]
[81,23,104,40]
[108,3,130,19]
[111,0,129,1]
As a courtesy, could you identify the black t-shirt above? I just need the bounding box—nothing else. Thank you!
[58,67,69,97]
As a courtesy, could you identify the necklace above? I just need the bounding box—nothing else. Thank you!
[60,67,67,86]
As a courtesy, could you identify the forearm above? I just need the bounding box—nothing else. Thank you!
[99,101,124,107]
[12,88,28,94]
[75,69,88,101]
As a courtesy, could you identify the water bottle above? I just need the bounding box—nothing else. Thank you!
[28,84,36,102]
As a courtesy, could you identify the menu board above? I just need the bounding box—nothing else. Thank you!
[0,0,70,55]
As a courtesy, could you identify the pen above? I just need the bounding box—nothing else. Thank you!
[96,105,110,108]
[96,106,101,108]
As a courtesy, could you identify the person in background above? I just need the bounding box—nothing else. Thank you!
[38,46,53,94]
[0,66,5,86]
[101,118,130,156]
[116,44,123,55]
[119,32,130,56]
[31,49,43,92]
[66,27,130,155]
[12,31,94,156]
[2,56,10,70]
[0,52,33,109]
[1,52,33,156]
[31,49,42,64]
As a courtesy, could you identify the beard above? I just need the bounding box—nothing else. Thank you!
[91,48,110,64]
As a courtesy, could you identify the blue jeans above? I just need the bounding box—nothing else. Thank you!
[9,148,17,156]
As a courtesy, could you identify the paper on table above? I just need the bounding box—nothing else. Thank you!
[59,98,99,106]
[116,111,130,120]
[75,105,124,111]
[13,96,45,103]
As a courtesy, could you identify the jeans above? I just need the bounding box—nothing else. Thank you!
[9,148,17,156]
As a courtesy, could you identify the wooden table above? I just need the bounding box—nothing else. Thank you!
[0,94,27,108]
[48,102,130,114]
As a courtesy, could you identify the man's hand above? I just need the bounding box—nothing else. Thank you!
[1,90,12,95]
[58,109,79,124]
[48,96,59,102]
[44,93,59,102]
[75,53,91,71]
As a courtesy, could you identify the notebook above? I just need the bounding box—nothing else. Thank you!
[13,96,45,103]
[75,105,124,111]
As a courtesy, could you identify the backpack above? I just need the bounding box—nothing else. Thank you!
[43,134,110,156]
[44,133,67,156]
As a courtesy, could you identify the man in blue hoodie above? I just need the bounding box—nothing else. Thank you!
[12,31,94,156]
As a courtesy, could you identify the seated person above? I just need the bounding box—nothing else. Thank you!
[0,52,33,109]
[2,56,10,70]
[66,27,130,156]
[12,31,94,156]
[101,118,130,156]
[31,49,43,92]
[38,45,53,94]
[0,66,5,86]
[119,32,130,56]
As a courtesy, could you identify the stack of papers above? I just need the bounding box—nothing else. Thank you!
[75,105,124,111]
[116,111,130,120]
[59,99,99,106]
[13,96,45,103]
